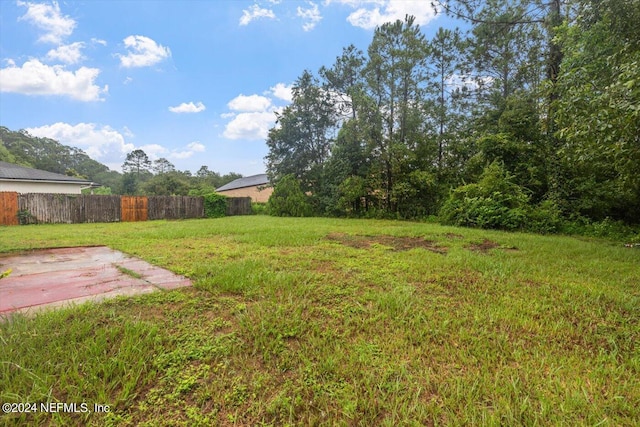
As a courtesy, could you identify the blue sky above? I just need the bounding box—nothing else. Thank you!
[0,1,453,176]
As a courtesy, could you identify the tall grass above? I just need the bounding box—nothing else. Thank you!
[1,217,638,425]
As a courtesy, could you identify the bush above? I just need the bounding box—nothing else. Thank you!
[527,199,563,234]
[439,162,530,230]
[268,175,313,217]
[251,202,269,215]
[202,192,227,218]
[562,216,640,241]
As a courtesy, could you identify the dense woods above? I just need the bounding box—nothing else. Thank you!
[265,0,639,232]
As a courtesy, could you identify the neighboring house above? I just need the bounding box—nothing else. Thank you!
[0,161,95,194]
[216,173,273,203]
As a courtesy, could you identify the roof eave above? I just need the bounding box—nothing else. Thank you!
[0,178,92,185]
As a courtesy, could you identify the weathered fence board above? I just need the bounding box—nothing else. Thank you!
[83,195,121,223]
[121,196,148,222]
[19,193,72,224]
[148,196,204,220]
[226,197,251,216]
[0,192,19,226]
[17,194,121,224]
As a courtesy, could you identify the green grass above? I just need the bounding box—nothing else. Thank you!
[0,216,638,426]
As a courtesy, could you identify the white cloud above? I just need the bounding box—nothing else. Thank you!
[24,122,133,167]
[91,38,107,46]
[170,141,206,159]
[446,74,495,91]
[122,126,135,138]
[329,0,437,29]
[298,2,322,31]
[227,94,272,112]
[138,144,167,159]
[239,4,276,26]
[0,59,107,101]
[187,141,206,152]
[269,82,293,102]
[118,35,171,68]
[17,0,76,44]
[324,0,385,5]
[223,111,278,140]
[45,42,85,64]
[168,101,206,113]
[222,85,294,141]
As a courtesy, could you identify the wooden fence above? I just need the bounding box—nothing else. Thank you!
[226,197,252,216]
[0,192,19,226]
[0,193,254,225]
[18,194,121,224]
[121,196,148,222]
[148,196,205,220]
[1,193,206,225]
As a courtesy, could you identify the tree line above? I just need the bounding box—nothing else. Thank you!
[119,149,242,196]
[265,0,639,232]
[0,127,241,196]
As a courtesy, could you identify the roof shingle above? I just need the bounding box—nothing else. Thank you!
[216,174,269,192]
[0,161,92,184]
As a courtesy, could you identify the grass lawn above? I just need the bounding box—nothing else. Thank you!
[0,216,638,426]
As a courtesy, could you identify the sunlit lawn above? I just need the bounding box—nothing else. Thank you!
[1,216,638,426]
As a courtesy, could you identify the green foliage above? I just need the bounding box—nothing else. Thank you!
[337,175,367,216]
[555,0,640,222]
[267,175,312,217]
[527,199,563,234]
[188,185,217,197]
[122,149,152,175]
[17,209,36,225]
[121,172,138,195]
[251,202,269,215]
[265,70,336,191]
[440,162,529,230]
[562,217,640,242]
[83,186,112,195]
[142,172,191,196]
[202,193,227,218]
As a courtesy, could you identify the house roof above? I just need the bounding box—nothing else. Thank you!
[0,161,92,184]
[216,174,270,192]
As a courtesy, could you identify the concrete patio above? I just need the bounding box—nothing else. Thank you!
[0,246,192,315]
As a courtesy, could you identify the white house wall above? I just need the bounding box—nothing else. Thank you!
[0,181,84,194]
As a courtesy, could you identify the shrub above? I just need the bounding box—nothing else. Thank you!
[251,202,269,215]
[439,162,529,230]
[267,175,313,217]
[562,216,640,241]
[527,199,563,234]
[202,192,227,218]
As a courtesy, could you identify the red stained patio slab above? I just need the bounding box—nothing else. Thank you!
[0,246,192,315]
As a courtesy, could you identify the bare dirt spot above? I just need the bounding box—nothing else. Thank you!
[466,239,501,253]
[325,233,447,254]
[443,233,464,239]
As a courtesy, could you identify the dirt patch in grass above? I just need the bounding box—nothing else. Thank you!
[443,233,464,239]
[325,233,447,254]
[466,239,501,253]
